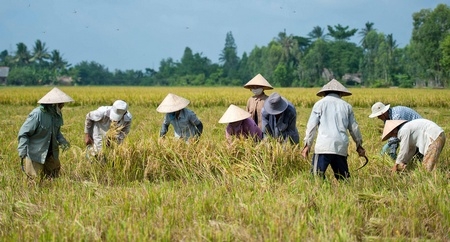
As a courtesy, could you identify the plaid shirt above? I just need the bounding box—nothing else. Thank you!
[389,106,422,121]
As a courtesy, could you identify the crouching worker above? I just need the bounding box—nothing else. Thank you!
[84,100,132,159]
[382,119,445,172]
[157,93,203,142]
[219,104,262,144]
[17,87,74,180]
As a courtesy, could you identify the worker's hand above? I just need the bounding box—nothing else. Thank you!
[60,142,70,151]
[84,133,93,146]
[357,146,366,157]
[301,146,310,158]
[381,143,389,155]
[391,163,406,173]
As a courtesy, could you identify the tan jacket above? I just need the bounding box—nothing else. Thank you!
[246,93,268,129]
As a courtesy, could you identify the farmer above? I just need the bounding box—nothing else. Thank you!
[382,119,446,172]
[244,73,273,129]
[301,79,366,180]
[18,87,74,180]
[218,104,263,143]
[261,92,299,144]
[369,102,422,160]
[84,100,132,155]
[157,93,203,141]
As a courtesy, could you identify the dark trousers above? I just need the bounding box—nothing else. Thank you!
[311,154,350,180]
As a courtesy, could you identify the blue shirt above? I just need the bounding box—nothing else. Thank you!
[389,106,422,121]
[160,108,202,141]
[262,103,299,144]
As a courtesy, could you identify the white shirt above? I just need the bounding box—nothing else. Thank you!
[84,106,132,151]
[396,119,444,164]
[304,93,363,156]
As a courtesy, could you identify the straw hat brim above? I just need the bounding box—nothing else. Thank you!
[37,87,74,104]
[369,104,390,118]
[243,74,273,90]
[316,79,352,97]
[218,104,251,123]
[156,93,190,113]
[382,120,408,141]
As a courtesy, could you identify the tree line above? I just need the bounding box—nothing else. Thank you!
[1,4,449,88]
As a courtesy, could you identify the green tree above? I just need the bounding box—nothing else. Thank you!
[301,39,330,86]
[219,31,240,79]
[328,41,363,81]
[308,26,328,41]
[0,50,13,66]
[73,61,112,85]
[49,50,68,73]
[358,22,376,48]
[410,3,450,87]
[441,34,450,73]
[13,43,31,66]
[327,24,358,41]
[29,39,50,67]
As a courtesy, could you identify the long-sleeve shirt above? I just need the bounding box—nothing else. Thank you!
[386,106,423,149]
[262,103,299,144]
[396,119,444,165]
[160,108,202,141]
[304,93,363,156]
[18,105,68,164]
[225,118,262,142]
[246,93,268,129]
[84,106,132,150]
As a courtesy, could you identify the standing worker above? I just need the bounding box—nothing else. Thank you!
[302,79,366,180]
[18,87,74,180]
[244,73,273,129]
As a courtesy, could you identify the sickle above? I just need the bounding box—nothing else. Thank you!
[355,155,369,171]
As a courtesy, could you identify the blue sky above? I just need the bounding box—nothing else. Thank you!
[0,0,445,71]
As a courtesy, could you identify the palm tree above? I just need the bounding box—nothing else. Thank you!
[276,31,299,64]
[50,50,68,72]
[13,42,31,66]
[359,22,376,48]
[30,39,50,66]
[308,26,327,41]
[0,50,13,66]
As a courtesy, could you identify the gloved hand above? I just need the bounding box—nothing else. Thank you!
[60,142,70,151]
[381,143,389,155]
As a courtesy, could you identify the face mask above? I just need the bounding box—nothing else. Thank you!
[251,88,263,96]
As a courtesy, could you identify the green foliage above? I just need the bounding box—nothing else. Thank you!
[410,3,450,87]
[440,34,450,73]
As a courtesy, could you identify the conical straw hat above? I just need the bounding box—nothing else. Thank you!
[37,87,74,104]
[218,104,251,123]
[156,93,190,113]
[369,102,390,118]
[316,79,352,97]
[382,120,408,141]
[243,74,273,90]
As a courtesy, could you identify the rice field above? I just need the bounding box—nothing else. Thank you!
[0,86,449,241]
